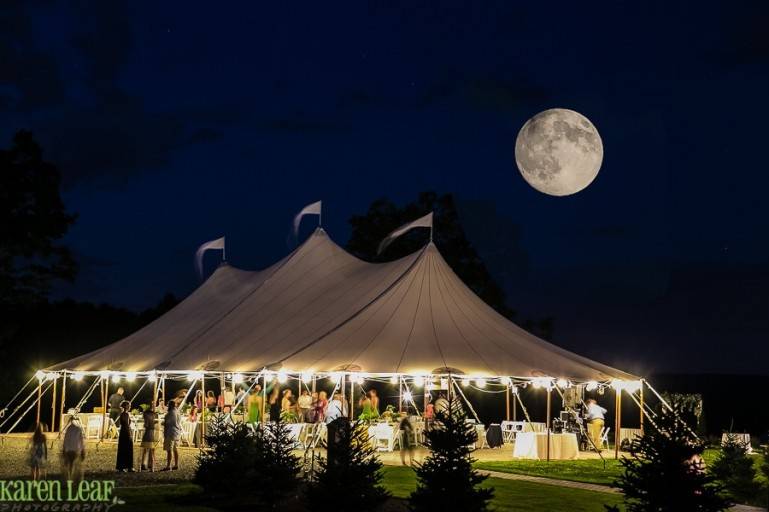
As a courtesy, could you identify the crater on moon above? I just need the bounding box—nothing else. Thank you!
[515,108,603,196]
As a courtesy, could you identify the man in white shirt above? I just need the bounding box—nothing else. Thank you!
[585,399,607,450]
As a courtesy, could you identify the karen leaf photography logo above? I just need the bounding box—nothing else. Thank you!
[0,479,124,511]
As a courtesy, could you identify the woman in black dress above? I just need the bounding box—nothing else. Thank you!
[116,401,134,472]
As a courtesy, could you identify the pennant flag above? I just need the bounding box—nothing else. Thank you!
[293,200,322,237]
[195,236,225,278]
[377,212,433,255]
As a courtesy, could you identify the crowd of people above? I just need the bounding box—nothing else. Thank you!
[25,382,435,478]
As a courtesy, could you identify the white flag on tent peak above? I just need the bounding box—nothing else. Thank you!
[195,236,225,278]
[377,212,433,255]
[293,200,322,237]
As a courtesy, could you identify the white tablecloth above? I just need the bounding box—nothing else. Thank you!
[513,432,579,460]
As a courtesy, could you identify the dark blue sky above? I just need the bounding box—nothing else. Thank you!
[3,1,768,375]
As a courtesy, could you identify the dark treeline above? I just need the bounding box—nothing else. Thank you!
[0,294,178,404]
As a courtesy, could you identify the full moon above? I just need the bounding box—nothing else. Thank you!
[514,108,603,196]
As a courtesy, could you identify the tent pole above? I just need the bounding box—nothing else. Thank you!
[350,378,354,419]
[398,377,403,414]
[261,373,267,425]
[506,384,510,421]
[546,386,552,462]
[36,381,42,425]
[201,373,206,447]
[50,375,57,432]
[614,387,621,459]
[513,389,517,421]
[100,378,107,440]
[311,375,316,395]
[59,373,67,434]
[639,379,644,435]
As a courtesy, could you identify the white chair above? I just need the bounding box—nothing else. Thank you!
[501,421,525,443]
[370,423,400,452]
[85,415,103,440]
[181,420,198,447]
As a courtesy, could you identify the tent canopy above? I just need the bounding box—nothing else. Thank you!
[51,228,637,382]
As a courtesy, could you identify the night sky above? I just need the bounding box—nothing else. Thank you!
[3,2,768,376]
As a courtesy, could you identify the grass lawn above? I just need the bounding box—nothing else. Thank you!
[380,466,623,511]
[474,458,624,485]
[116,484,217,512]
[115,468,624,512]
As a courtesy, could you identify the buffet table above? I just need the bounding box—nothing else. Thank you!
[512,431,579,460]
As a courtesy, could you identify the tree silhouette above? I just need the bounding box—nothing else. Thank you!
[307,420,389,511]
[0,131,77,306]
[195,415,301,509]
[710,434,760,504]
[409,401,493,512]
[607,403,729,512]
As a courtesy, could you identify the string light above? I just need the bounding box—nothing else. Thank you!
[585,380,599,391]
[71,372,84,382]
[301,372,313,383]
[475,378,487,388]
[389,375,398,385]
[403,391,413,402]
[501,376,511,386]
[125,372,137,382]
[277,371,288,384]
[147,371,158,382]
[461,378,470,387]
[329,372,342,383]
[232,373,245,384]
[187,371,204,382]
[35,370,46,382]
[112,373,122,383]
[413,375,424,387]
[99,370,110,380]
[556,378,569,389]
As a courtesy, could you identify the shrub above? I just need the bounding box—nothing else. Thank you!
[409,402,493,512]
[710,434,760,504]
[306,419,389,511]
[606,404,730,512]
[194,415,301,509]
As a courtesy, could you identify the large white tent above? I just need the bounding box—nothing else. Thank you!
[50,228,636,383]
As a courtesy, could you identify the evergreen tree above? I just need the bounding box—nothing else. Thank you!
[606,404,730,512]
[195,415,301,509]
[409,401,493,512]
[710,434,760,504]
[307,420,389,511]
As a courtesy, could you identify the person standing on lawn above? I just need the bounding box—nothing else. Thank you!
[140,403,158,471]
[28,422,47,480]
[62,417,86,482]
[115,401,134,472]
[585,398,607,450]
[162,399,182,471]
